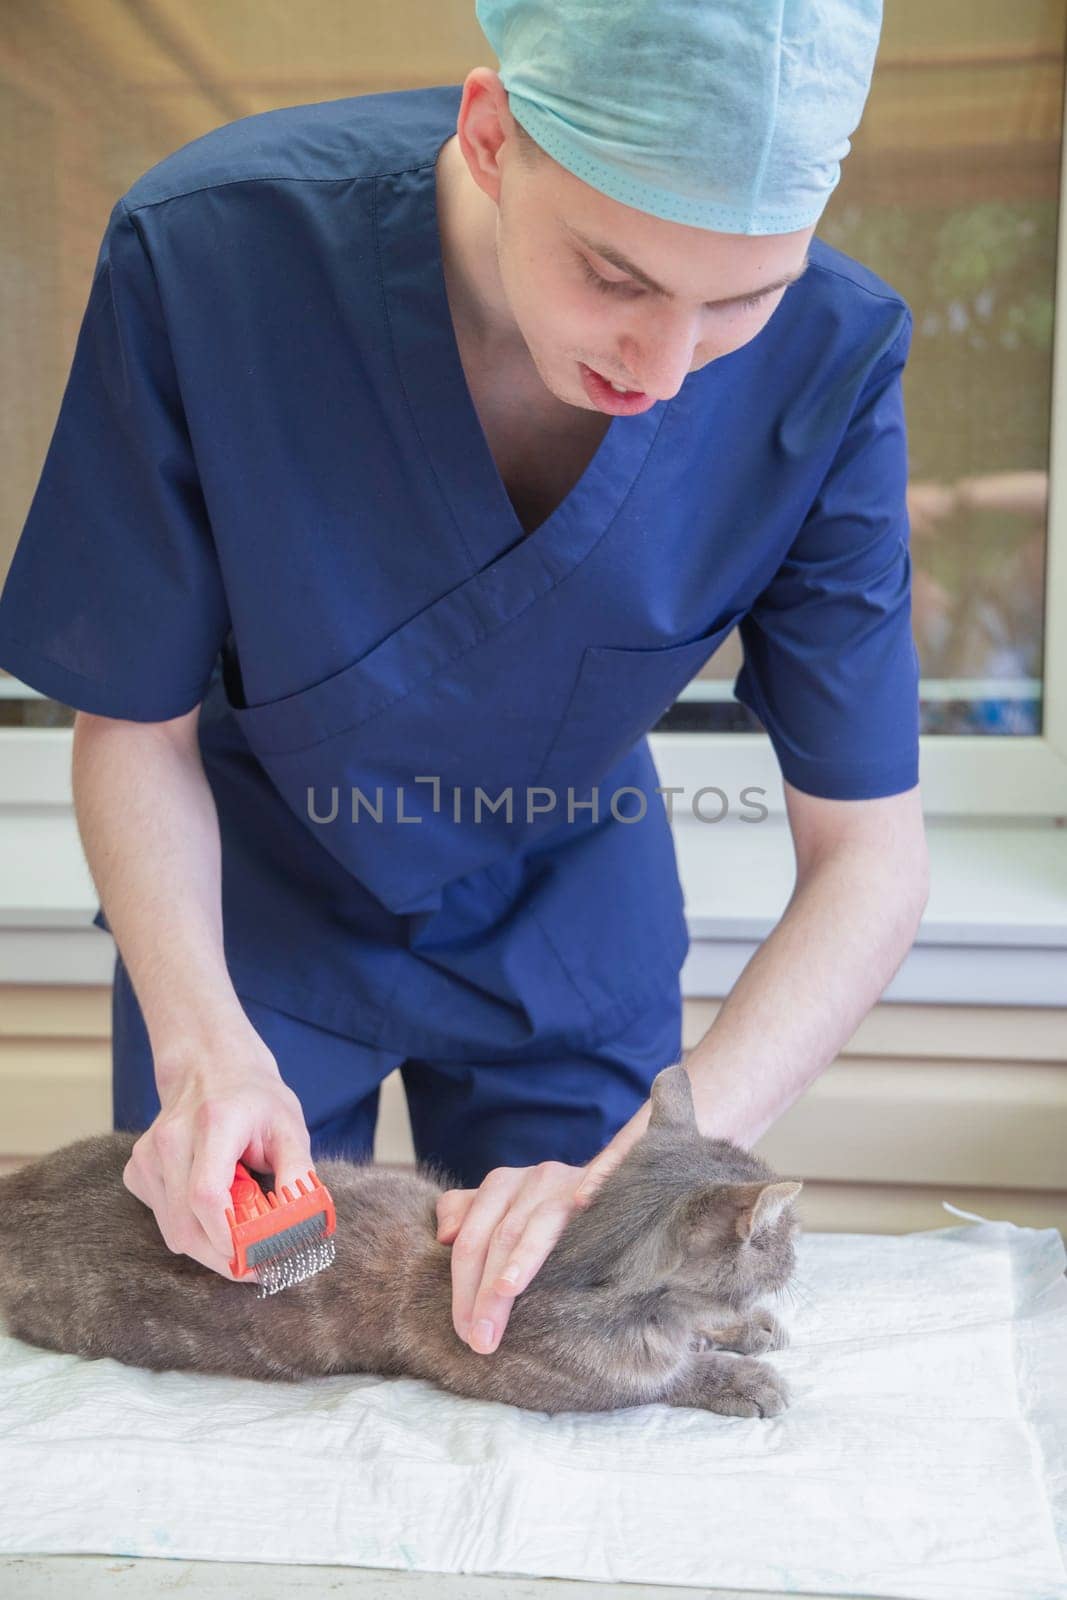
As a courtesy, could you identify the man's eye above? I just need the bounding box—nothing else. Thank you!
[580,258,638,296]
[580,256,771,315]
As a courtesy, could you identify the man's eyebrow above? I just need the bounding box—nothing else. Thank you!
[564,223,811,305]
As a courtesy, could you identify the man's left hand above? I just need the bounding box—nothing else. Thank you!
[435,1105,651,1355]
[435,1160,589,1353]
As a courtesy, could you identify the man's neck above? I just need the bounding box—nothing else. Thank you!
[435,134,527,364]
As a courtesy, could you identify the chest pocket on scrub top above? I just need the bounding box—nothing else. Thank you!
[534,610,746,799]
[223,562,619,914]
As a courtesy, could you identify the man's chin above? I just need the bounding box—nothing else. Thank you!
[523,361,592,412]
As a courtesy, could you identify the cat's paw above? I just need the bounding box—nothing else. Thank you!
[689,1308,789,1356]
[703,1356,790,1419]
[738,1308,789,1355]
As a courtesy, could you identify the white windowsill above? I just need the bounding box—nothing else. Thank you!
[0,802,1064,1004]
[673,809,1067,1007]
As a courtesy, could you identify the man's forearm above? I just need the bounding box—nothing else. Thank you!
[72,710,260,1085]
[684,849,928,1146]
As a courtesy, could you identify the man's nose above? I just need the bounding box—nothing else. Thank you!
[618,312,709,401]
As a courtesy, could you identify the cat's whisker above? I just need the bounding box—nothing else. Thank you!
[771,1273,814,1318]
[786,1277,817,1311]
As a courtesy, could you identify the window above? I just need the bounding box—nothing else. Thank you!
[656,6,1067,819]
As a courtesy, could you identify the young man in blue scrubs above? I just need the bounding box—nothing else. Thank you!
[0,0,928,1356]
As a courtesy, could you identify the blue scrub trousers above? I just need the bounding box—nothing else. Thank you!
[110,955,683,1190]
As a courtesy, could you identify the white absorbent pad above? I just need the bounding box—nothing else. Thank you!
[1,1205,1065,1600]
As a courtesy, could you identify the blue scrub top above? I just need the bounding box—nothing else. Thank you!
[0,84,920,1060]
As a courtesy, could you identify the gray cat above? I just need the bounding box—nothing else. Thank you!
[0,1064,803,1416]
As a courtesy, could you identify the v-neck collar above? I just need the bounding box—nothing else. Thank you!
[375,96,672,578]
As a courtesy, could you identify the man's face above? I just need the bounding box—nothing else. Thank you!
[494,138,817,412]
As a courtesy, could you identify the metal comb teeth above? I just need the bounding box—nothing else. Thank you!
[246,1217,337,1298]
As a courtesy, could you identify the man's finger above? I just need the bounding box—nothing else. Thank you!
[465,1214,534,1352]
[436,1188,475,1240]
[446,1172,522,1340]
[573,1168,607,1204]
[488,1198,573,1297]
[468,1199,574,1354]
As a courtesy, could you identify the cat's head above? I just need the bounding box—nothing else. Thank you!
[548,1063,802,1310]
[644,1063,802,1307]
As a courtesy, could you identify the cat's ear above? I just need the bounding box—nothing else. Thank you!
[732,1180,803,1243]
[646,1062,697,1132]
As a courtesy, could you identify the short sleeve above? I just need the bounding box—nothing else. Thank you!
[0,197,229,720]
[732,311,920,801]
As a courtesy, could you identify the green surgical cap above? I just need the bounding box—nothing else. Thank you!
[475,0,884,235]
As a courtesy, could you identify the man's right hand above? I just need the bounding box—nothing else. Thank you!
[122,1038,315,1284]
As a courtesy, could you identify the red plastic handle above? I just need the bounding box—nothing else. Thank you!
[225,1159,336,1280]
[230,1160,262,1210]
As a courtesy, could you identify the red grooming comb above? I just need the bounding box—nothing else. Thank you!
[226,1160,336,1298]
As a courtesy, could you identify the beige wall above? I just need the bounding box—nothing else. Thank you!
[2,984,1064,1236]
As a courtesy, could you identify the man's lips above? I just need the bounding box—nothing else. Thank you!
[589,365,642,393]
[578,361,656,414]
